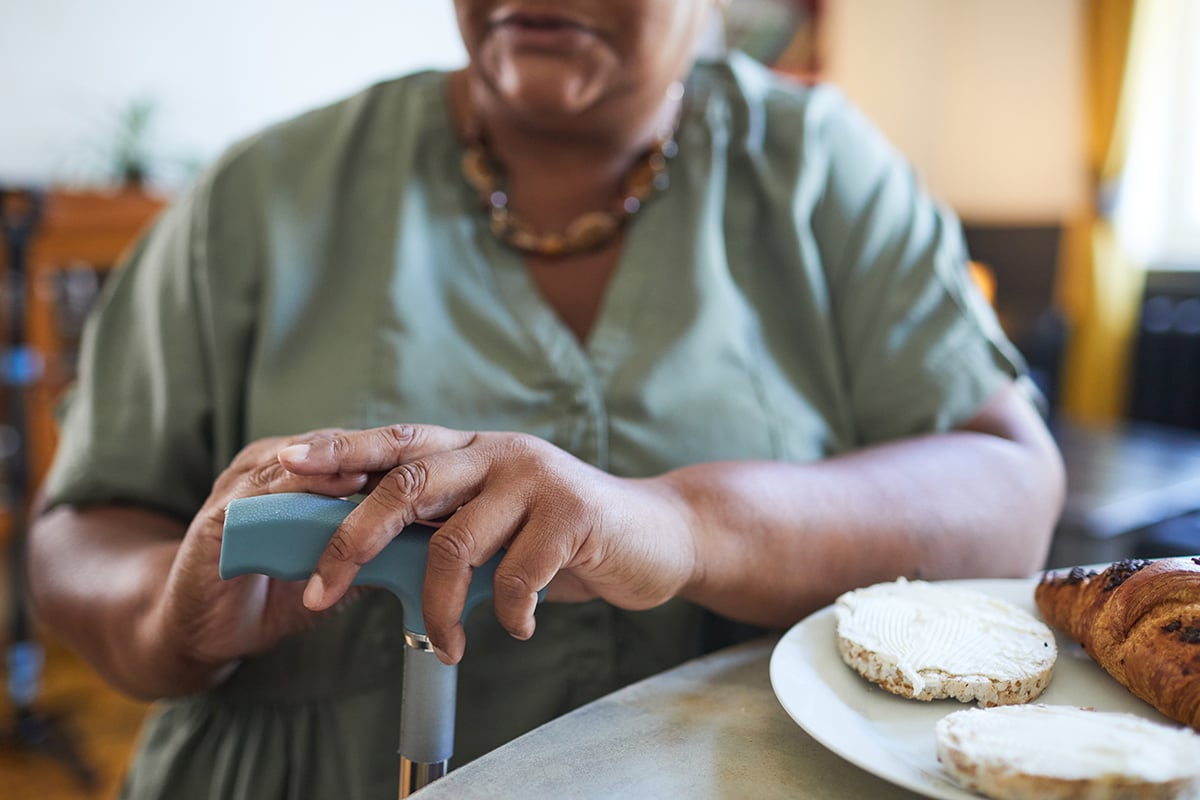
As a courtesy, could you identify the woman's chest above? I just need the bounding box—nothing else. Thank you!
[238,159,849,475]
[241,248,840,478]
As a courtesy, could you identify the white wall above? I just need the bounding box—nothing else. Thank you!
[2,0,1087,221]
[823,0,1087,223]
[0,0,466,188]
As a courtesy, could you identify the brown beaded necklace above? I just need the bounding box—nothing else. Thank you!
[460,83,684,259]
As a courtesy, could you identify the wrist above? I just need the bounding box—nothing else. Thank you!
[646,470,709,600]
[129,577,238,700]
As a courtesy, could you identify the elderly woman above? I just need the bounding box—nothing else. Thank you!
[28,0,1064,797]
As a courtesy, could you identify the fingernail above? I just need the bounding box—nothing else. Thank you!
[303,574,325,609]
[279,444,311,464]
[432,645,453,665]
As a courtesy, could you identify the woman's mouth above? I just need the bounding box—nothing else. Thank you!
[490,9,596,51]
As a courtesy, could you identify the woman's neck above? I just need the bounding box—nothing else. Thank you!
[451,69,682,227]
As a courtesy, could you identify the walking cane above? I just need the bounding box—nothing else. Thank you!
[219,492,526,797]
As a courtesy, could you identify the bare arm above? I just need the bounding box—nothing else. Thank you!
[26,505,207,700]
[27,433,372,700]
[281,380,1065,663]
[669,380,1065,627]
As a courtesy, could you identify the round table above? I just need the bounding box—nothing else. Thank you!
[415,638,924,799]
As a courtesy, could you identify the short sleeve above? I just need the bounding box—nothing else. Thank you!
[809,89,1027,444]
[44,174,227,521]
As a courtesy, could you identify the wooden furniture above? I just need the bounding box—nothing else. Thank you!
[1,189,165,508]
[0,187,162,795]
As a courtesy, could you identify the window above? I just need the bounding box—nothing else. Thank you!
[1113,1,1200,269]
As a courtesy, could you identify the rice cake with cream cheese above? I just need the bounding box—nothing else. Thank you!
[936,704,1200,800]
[834,578,1056,705]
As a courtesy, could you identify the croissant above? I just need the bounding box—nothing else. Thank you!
[1034,556,1200,730]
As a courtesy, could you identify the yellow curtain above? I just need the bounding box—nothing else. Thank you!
[1058,0,1144,421]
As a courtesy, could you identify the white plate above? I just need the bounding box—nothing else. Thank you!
[769,577,1179,800]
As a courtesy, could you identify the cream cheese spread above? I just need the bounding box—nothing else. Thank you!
[835,578,1056,699]
[937,704,1200,784]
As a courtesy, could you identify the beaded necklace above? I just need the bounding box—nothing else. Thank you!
[460,83,684,258]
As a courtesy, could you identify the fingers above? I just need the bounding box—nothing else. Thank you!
[278,424,478,476]
[279,427,604,666]
[422,502,586,664]
[489,510,578,638]
[421,494,530,664]
[202,457,368,533]
[213,429,366,507]
[303,448,492,613]
[238,460,368,501]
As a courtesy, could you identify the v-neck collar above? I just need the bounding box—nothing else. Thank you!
[434,72,694,389]
[476,203,660,386]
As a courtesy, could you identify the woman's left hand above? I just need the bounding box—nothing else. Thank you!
[278,425,697,664]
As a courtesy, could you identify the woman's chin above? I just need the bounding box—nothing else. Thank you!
[503,85,599,120]
[482,54,613,119]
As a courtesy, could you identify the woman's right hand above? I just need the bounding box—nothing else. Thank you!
[148,431,370,682]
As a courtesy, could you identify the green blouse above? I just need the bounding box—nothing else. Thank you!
[44,54,1023,799]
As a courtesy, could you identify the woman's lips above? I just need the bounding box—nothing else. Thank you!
[490,9,597,51]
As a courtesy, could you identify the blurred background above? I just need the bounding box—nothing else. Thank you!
[1,0,1198,797]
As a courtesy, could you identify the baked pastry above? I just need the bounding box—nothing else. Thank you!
[1035,557,1200,730]
[835,578,1056,705]
[936,704,1200,800]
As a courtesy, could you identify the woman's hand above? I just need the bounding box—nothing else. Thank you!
[152,431,370,678]
[278,425,698,664]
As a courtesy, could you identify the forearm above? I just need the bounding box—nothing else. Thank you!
[666,388,1065,628]
[27,505,219,700]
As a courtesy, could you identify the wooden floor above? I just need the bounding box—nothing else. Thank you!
[1,562,148,799]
